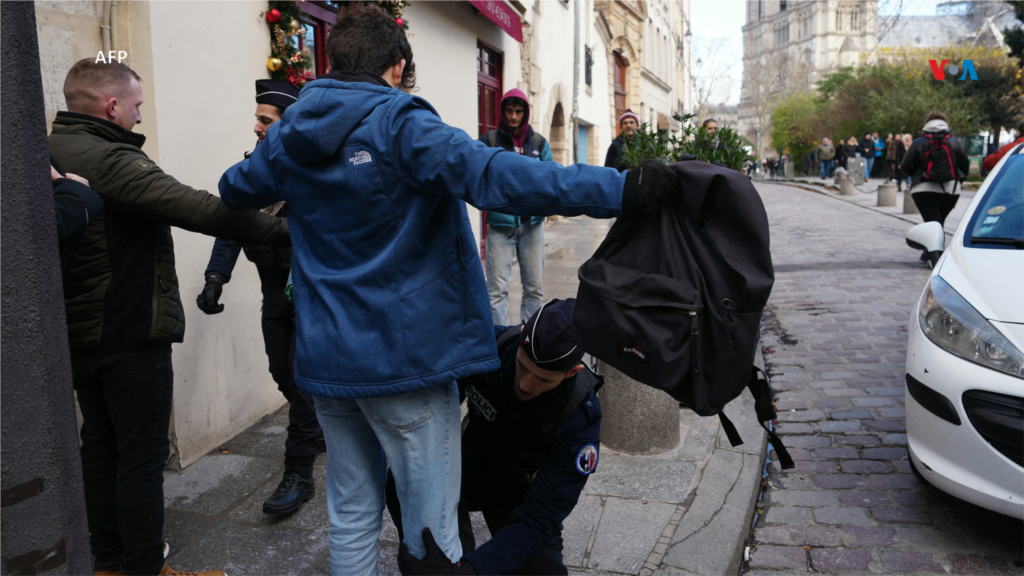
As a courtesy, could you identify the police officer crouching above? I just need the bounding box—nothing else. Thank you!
[392,299,601,575]
[196,79,324,515]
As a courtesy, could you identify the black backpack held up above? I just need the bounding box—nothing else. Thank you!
[571,160,794,469]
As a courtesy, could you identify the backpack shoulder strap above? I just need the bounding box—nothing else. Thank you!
[747,367,795,470]
[487,130,498,148]
[533,132,544,152]
[496,326,521,347]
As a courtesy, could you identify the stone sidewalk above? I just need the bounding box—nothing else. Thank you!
[744,182,1023,575]
[159,216,770,576]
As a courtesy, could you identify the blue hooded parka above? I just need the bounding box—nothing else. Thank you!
[219,73,626,399]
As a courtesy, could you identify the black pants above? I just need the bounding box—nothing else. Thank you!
[912,192,960,229]
[257,265,322,468]
[385,472,569,576]
[72,345,174,575]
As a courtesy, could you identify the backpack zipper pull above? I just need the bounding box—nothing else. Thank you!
[690,311,699,335]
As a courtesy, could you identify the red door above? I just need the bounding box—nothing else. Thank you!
[477,41,503,261]
[614,53,628,137]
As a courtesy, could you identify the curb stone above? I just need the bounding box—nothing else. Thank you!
[564,346,769,576]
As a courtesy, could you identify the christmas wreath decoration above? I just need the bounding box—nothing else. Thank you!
[262,1,410,89]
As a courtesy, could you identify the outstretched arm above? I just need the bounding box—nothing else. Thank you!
[388,96,625,219]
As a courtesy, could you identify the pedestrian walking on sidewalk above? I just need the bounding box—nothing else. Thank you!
[900,134,913,189]
[480,88,552,326]
[871,132,885,178]
[885,133,898,184]
[901,111,970,260]
[195,79,325,517]
[893,133,909,192]
[817,138,835,179]
[859,133,875,179]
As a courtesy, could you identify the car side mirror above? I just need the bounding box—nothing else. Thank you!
[906,222,945,253]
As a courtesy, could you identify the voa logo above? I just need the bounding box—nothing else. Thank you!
[928,59,978,80]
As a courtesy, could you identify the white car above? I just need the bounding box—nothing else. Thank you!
[904,143,1023,519]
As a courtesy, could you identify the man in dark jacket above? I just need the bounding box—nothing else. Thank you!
[50,59,288,576]
[394,299,600,575]
[859,132,875,179]
[604,109,639,172]
[479,88,553,325]
[195,79,324,516]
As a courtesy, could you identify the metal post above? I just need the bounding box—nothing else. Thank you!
[1,3,91,573]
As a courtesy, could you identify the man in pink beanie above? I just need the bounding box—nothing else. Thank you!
[604,109,639,172]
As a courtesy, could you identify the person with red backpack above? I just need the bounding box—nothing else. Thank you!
[900,111,970,261]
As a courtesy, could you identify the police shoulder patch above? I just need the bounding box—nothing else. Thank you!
[575,444,598,475]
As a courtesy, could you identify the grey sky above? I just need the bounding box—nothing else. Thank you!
[690,0,941,106]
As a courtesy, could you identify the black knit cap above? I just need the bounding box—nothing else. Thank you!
[255,79,299,109]
[521,299,585,372]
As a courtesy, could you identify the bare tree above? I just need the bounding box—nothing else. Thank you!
[742,33,789,157]
[692,37,734,125]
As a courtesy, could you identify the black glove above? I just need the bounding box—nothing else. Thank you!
[622,160,680,216]
[196,274,226,314]
[398,528,476,576]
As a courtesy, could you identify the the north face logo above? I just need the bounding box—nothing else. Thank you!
[348,150,372,166]
[617,342,650,365]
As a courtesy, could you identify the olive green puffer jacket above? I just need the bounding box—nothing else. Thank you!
[49,112,289,351]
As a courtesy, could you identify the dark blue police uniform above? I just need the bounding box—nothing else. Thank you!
[205,221,322,469]
[388,324,602,575]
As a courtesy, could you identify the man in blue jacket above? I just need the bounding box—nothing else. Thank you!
[479,88,552,325]
[393,299,601,576]
[218,5,676,574]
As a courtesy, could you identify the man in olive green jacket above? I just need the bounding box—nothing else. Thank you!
[49,59,287,576]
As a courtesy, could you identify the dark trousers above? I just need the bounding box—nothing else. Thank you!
[912,192,960,229]
[257,265,322,468]
[72,345,174,575]
[384,471,569,576]
[871,155,883,177]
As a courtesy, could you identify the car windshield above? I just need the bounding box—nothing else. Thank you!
[964,154,1023,250]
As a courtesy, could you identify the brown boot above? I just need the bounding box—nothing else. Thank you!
[159,563,227,576]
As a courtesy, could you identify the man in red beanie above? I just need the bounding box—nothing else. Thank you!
[604,109,639,172]
[479,88,553,325]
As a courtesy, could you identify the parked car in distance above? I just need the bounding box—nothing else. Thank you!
[903,143,1023,519]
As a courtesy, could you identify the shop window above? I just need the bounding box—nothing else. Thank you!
[295,2,339,77]
[477,41,503,137]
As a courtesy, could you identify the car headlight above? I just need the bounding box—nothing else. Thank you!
[920,276,1024,379]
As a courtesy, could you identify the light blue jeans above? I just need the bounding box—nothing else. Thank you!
[486,222,544,325]
[313,382,462,576]
[864,157,874,179]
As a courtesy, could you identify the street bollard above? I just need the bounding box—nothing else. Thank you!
[848,158,865,184]
[903,188,920,214]
[877,183,897,207]
[597,361,679,454]
[839,174,857,196]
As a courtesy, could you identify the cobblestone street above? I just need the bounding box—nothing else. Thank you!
[746,182,1024,575]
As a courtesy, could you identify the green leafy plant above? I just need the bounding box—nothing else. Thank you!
[619,113,748,172]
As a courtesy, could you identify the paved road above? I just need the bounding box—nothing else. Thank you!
[746,182,1023,575]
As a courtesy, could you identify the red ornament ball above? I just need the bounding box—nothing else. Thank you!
[266,8,281,23]
[395,17,404,26]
